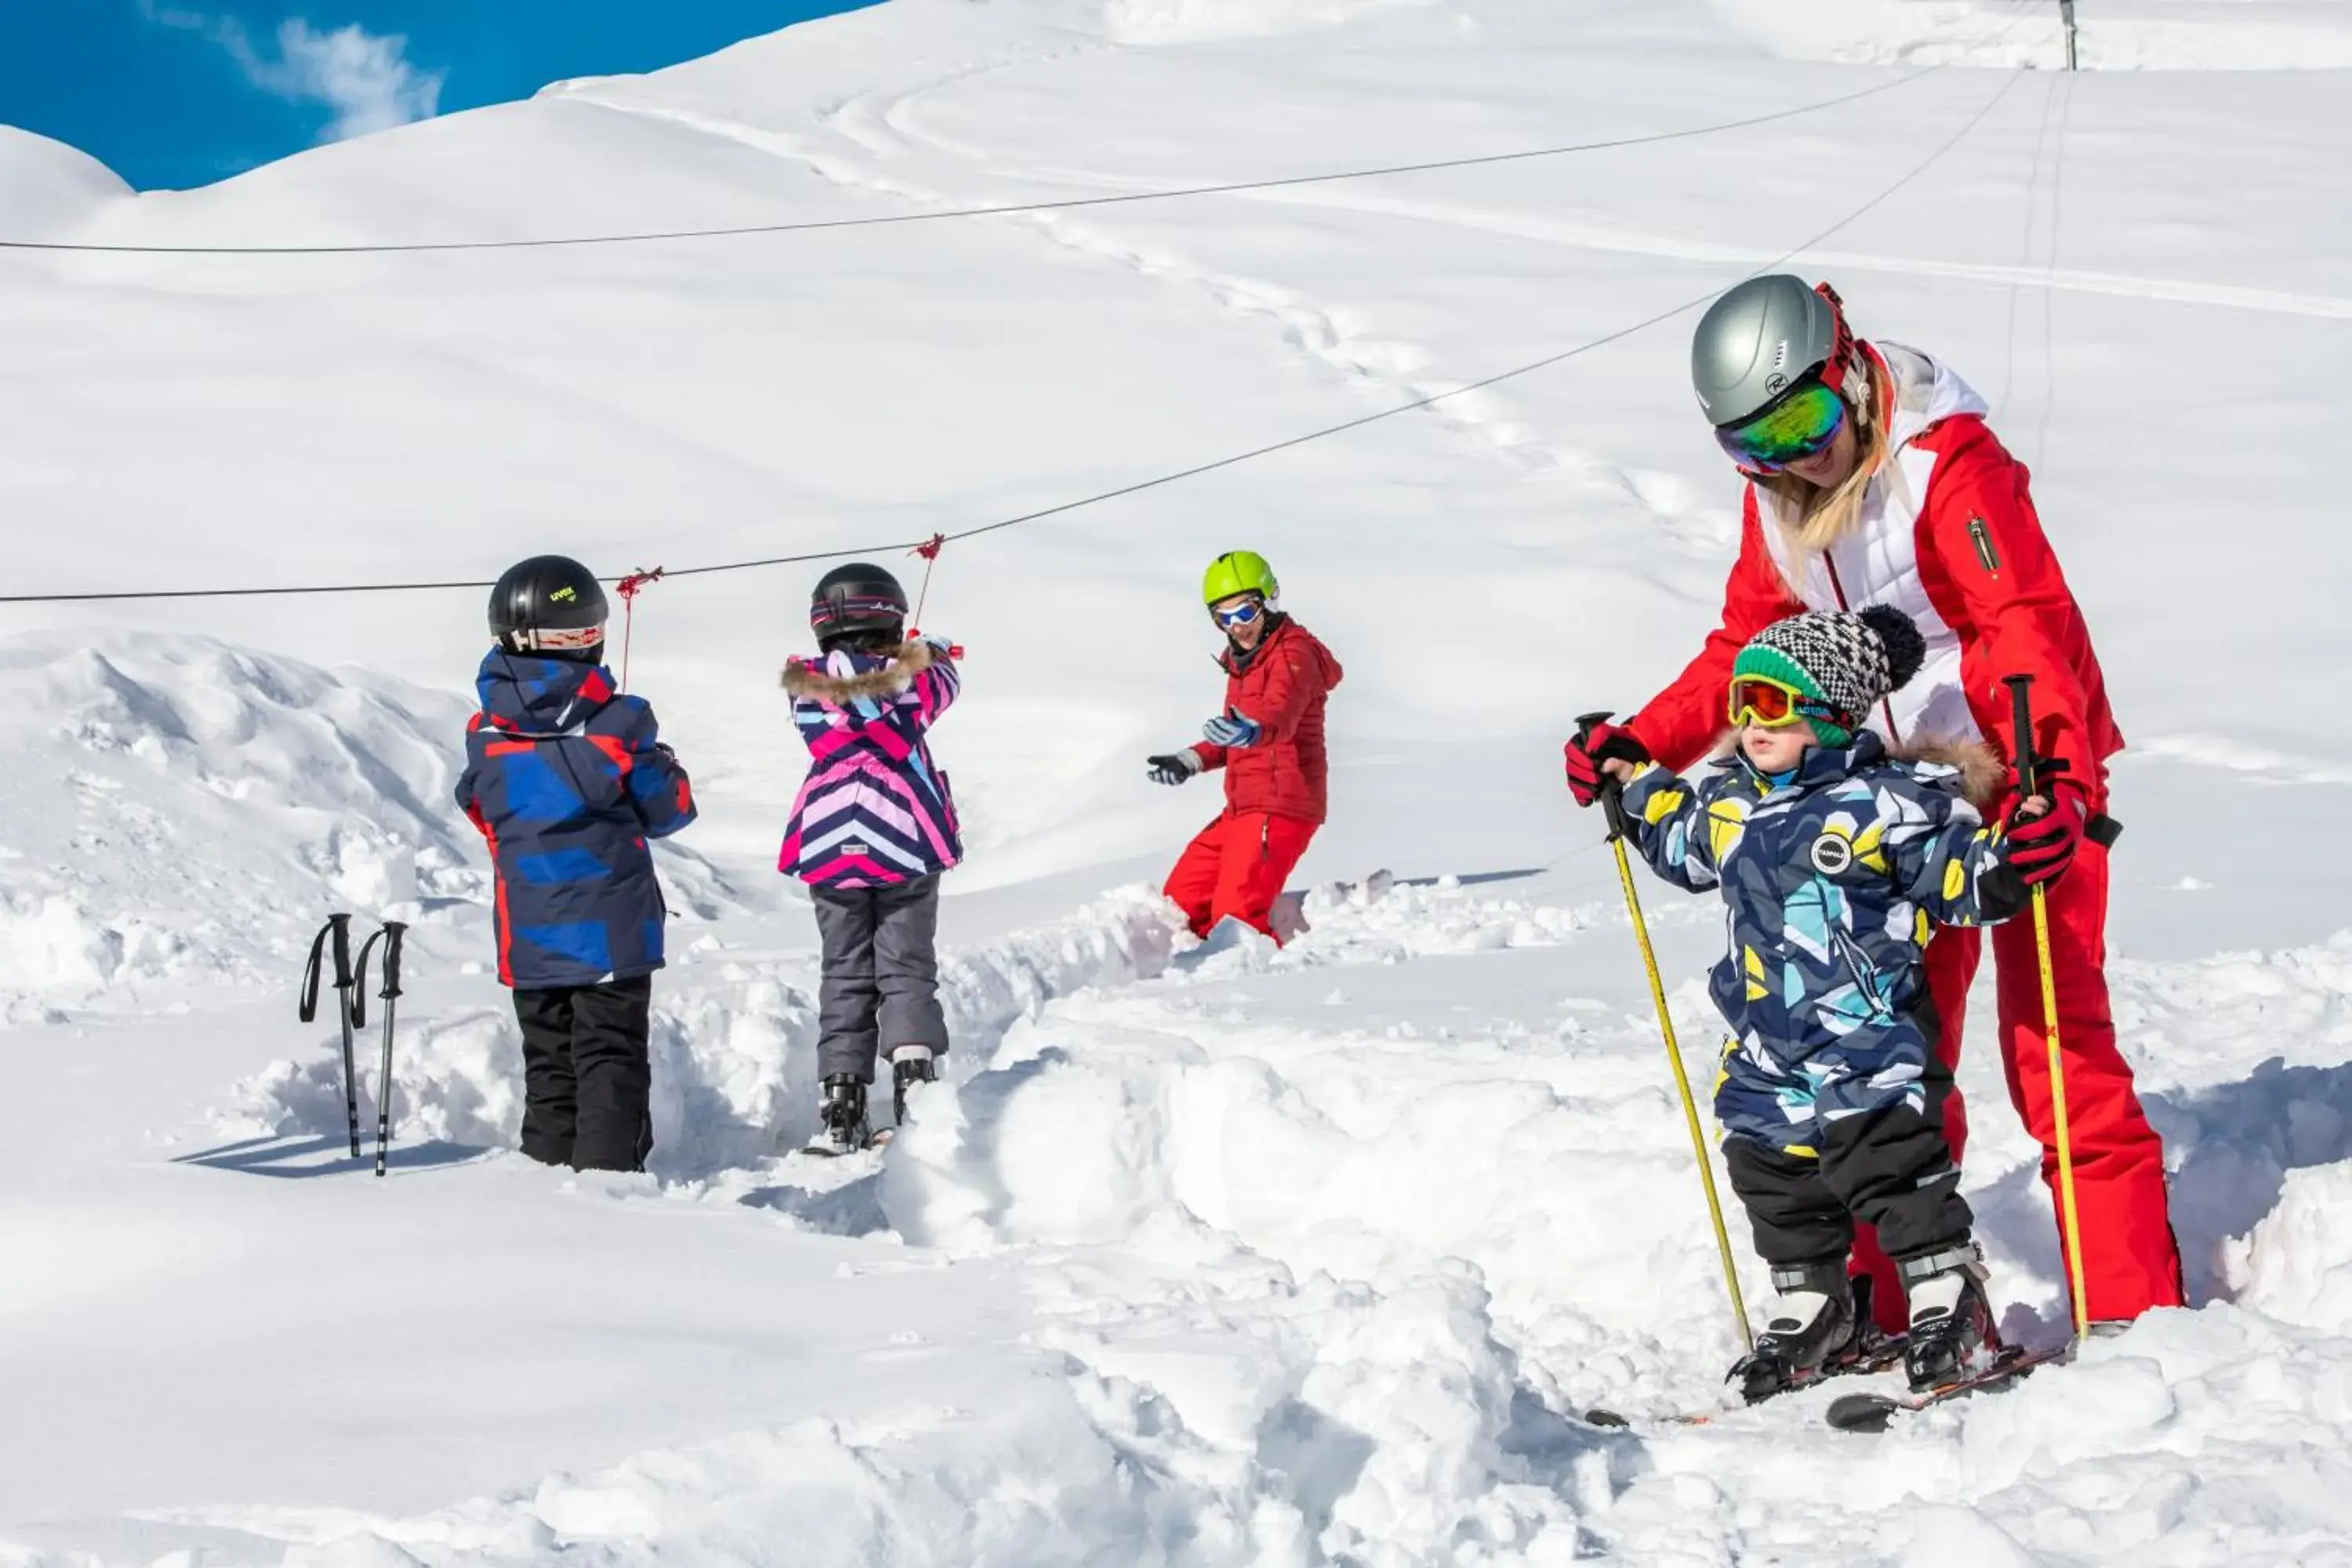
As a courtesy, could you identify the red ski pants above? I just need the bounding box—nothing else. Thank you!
[1163,809,1318,942]
[1850,840,2184,1330]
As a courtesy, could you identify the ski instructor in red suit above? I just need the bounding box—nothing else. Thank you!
[1563,276,2183,1331]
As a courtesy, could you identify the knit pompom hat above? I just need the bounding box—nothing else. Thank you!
[1730,604,1926,747]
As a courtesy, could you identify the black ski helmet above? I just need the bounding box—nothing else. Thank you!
[488,554,608,655]
[809,562,909,645]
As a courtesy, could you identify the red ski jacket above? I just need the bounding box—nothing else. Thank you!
[1195,615,1344,824]
[1625,343,2122,807]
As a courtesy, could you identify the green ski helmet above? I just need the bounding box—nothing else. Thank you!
[1202,550,1278,608]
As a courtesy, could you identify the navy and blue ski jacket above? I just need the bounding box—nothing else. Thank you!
[1617,734,2024,1152]
[455,651,697,990]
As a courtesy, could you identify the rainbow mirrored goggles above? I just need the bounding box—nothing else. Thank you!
[1728,674,1854,735]
[1714,379,1848,474]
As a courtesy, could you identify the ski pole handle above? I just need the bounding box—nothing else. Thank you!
[1574,710,1634,843]
[2004,675,2039,797]
[350,920,407,1025]
[299,913,353,1022]
[378,921,407,1000]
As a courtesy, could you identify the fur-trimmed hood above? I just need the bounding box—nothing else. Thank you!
[781,638,936,704]
[1892,734,2005,808]
[1707,729,2005,808]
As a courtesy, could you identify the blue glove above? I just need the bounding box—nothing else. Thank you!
[1202,710,1261,749]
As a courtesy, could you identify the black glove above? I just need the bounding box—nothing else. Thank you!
[1147,750,1203,787]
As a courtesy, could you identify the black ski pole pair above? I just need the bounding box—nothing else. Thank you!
[298,914,408,1178]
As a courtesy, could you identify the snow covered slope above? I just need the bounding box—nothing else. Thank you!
[2,0,2351,1561]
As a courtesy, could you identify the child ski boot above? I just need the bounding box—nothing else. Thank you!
[1730,1258,1858,1404]
[1900,1243,2001,1392]
[805,1073,871,1157]
[878,1046,937,1145]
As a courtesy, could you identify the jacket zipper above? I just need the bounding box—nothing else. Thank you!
[1821,551,1904,746]
[1968,517,2002,575]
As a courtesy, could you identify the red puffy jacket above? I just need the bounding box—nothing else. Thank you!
[1626,343,2122,807]
[1195,616,1344,824]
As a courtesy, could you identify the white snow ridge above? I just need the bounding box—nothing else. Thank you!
[5,0,2352,1562]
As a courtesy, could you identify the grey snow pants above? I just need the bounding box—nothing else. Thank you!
[811,873,949,1081]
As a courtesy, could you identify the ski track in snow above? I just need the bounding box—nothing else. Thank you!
[561,61,1734,560]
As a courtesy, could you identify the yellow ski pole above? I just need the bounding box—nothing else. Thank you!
[2005,675,2091,1339]
[1578,714,1752,1351]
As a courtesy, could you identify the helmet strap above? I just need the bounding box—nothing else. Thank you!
[1813,281,1871,411]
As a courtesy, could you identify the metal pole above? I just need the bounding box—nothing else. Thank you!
[2005,677,2091,1338]
[353,921,408,1178]
[299,913,363,1157]
[2060,0,2078,71]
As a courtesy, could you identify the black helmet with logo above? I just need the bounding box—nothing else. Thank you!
[488,554,608,658]
[809,562,909,648]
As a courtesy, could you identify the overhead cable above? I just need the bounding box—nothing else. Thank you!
[0,69,2021,606]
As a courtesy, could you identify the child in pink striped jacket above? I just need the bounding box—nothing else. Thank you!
[780,562,961,1155]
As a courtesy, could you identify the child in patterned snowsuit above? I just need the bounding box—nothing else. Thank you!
[1602,604,2074,1397]
[779,562,962,1155]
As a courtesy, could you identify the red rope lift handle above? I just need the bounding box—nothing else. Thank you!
[614,566,665,691]
[907,534,960,659]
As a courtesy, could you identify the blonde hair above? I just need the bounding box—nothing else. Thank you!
[1758,354,1889,556]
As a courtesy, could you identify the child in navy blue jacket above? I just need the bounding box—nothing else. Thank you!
[1602,606,2073,1399]
[456,555,697,1172]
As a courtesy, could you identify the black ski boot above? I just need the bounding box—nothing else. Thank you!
[887,1045,937,1129]
[1900,1243,2000,1392]
[1730,1258,1857,1404]
[805,1073,870,1157]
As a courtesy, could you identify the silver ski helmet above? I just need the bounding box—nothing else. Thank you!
[1690,275,1867,429]
[488,554,608,657]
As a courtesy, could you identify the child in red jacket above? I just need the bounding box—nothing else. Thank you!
[1146,550,1343,942]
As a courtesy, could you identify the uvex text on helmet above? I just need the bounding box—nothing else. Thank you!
[809,562,909,637]
[1690,274,1840,430]
[488,555,608,653]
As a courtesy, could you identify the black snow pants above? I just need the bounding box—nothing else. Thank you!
[1723,1095,1973,1271]
[514,974,655,1172]
[811,874,949,1082]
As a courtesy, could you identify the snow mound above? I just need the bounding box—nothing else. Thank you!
[2229,1163,2352,1332]
[220,887,1189,1175]
[0,631,762,1020]
[883,880,1748,1428]
[1708,0,2352,71]
[0,633,474,1017]
[0,125,131,235]
[2115,933,2352,1299]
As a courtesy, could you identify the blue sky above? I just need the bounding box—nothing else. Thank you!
[0,1,876,190]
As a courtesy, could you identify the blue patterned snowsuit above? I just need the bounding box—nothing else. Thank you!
[1617,735,2025,1264]
[455,652,698,989]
